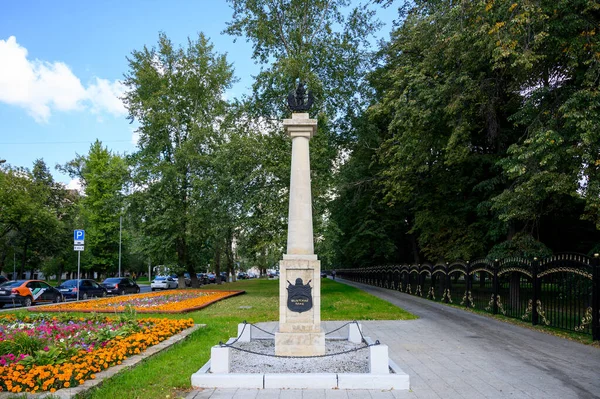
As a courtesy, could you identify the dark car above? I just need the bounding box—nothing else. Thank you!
[56,279,107,300]
[0,275,8,284]
[196,273,208,285]
[237,272,248,280]
[320,271,327,278]
[101,277,140,295]
[0,280,64,307]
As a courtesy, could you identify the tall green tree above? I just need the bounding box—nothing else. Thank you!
[225,0,382,266]
[123,32,235,285]
[0,160,68,278]
[485,0,600,230]
[60,141,128,277]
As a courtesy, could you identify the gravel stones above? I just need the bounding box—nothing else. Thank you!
[229,339,369,374]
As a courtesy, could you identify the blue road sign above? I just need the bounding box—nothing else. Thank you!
[74,230,85,242]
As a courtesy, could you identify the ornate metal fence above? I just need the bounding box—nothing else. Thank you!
[337,254,600,341]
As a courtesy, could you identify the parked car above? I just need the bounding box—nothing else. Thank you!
[101,277,140,295]
[171,273,191,287]
[0,275,8,284]
[151,276,178,291]
[220,272,228,282]
[56,279,108,300]
[321,271,327,278]
[196,273,208,285]
[237,272,248,280]
[0,280,64,307]
[206,273,216,283]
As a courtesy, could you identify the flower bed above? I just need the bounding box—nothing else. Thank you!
[36,289,244,314]
[0,313,194,394]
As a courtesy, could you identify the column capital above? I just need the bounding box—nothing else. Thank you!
[283,113,317,138]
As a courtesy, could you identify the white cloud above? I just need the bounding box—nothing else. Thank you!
[0,36,127,122]
[131,130,140,145]
[87,77,126,116]
[65,178,83,193]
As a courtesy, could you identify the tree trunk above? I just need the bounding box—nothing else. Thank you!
[57,261,64,285]
[0,249,6,276]
[410,233,421,265]
[226,229,235,283]
[214,244,222,285]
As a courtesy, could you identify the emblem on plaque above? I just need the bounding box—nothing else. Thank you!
[287,278,313,313]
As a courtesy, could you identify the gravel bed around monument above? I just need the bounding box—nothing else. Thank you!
[229,339,369,373]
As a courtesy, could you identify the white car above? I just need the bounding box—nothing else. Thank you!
[151,276,178,291]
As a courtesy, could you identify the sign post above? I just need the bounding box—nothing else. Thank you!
[74,230,85,301]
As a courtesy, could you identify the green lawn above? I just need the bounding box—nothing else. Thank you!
[6,278,413,399]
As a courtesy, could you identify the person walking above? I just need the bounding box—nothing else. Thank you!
[132,272,137,282]
[331,270,336,280]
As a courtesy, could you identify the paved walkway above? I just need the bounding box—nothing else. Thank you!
[186,278,600,399]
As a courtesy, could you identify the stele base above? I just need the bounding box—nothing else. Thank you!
[275,255,325,356]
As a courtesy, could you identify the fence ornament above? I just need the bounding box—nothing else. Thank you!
[428,286,435,300]
[522,299,533,321]
[575,307,593,332]
[461,290,474,307]
[538,267,592,279]
[407,284,412,294]
[486,294,506,315]
[536,300,551,326]
[415,285,422,297]
[442,288,453,304]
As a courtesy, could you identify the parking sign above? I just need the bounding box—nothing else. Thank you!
[74,230,85,245]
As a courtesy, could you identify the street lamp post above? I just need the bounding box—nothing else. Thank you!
[118,215,122,277]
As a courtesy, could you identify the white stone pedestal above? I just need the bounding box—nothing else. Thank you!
[275,257,325,356]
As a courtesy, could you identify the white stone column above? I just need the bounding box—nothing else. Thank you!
[275,112,325,356]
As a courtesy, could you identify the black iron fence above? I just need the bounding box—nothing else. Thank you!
[337,253,600,341]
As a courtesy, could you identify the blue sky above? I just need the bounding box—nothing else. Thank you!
[0,1,396,188]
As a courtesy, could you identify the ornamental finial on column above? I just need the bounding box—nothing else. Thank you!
[287,81,314,112]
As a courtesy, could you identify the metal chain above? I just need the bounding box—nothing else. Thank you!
[221,340,379,359]
[247,322,275,336]
[220,320,379,359]
[324,321,354,336]
[238,320,361,337]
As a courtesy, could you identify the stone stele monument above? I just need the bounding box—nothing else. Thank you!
[275,82,325,356]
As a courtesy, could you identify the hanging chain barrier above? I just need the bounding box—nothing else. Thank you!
[219,320,380,359]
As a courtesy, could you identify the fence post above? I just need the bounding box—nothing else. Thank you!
[445,262,450,304]
[493,259,499,315]
[593,254,600,341]
[466,261,471,308]
[532,257,539,326]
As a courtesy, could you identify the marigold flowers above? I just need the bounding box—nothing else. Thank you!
[0,314,193,393]
[38,289,243,313]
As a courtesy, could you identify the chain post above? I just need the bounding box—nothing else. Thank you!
[493,259,499,315]
[532,257,539,326]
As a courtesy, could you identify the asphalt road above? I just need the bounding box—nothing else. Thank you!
[340,278,600,399]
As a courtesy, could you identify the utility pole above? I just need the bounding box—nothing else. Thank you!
[118,215,122,277]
